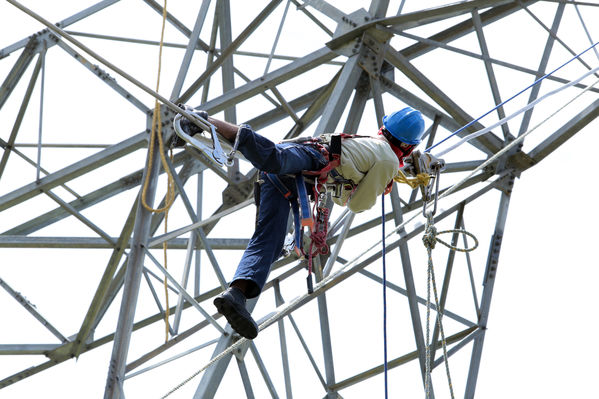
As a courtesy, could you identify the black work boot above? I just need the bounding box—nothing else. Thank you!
[213,287,258,339]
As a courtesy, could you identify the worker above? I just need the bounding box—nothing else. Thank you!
[178,107,425,339]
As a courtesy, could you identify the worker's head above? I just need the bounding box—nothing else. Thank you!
[382,107,425,144]
[379,107,425,160]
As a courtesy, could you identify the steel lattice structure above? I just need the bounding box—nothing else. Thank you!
[1,1,598,398]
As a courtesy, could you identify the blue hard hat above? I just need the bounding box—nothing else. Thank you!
[382,107,425,145]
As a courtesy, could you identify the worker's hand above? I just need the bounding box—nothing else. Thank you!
[178,104,209,136]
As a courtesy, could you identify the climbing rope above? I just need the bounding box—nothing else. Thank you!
[422,213,478,399]
[140,0,174,342]
[381,194,389,399]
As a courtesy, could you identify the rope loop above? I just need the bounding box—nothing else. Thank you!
[435,229,479,253]
[422,214,478,253]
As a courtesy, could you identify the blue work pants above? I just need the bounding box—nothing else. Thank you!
[231,126,327,298]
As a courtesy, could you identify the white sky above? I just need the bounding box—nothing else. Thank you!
[1,1,599,398]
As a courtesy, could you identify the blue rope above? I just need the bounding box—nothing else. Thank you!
[425,40,599,153]
[382,195,389,398]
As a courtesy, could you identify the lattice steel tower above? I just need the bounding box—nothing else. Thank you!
[1,1,598,398]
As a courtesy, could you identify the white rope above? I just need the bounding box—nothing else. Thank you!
[433,64,599,158]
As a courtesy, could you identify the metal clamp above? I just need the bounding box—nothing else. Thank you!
[173,111,229,166]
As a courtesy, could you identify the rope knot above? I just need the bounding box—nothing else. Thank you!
[422,224,437,249]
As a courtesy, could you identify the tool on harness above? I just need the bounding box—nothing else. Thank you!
[172,105,236,166]
[266,134,362,293]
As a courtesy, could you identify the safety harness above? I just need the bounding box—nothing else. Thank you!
[260,133,363,293]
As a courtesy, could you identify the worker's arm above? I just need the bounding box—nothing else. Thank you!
[206,116,239,142]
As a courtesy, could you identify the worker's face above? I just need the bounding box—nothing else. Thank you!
[398,142,415,158]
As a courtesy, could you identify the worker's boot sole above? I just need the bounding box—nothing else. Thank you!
[214,291,258,339]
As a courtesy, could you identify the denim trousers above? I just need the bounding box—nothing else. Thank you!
[231,125,327,298]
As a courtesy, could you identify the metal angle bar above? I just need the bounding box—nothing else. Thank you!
[325,0,520,51]
[65,30,190,49]
[0,277,69,344]
[197,46,337,114]
[379,76,461,136]
[72,201,136,358]
[55,40,149,113]
[143,267,178,295]
[316,54,364,134]
[0,344,60,355]
[249,86,322,131]
[236,356,257,399]
[248,342,280,399]
[284,70,341,139]
[572,1,599,60]
[465,186,514,398]
[313,258,337,399]
[343,71,369,133]
[170,0,212,100]
[143,248,225,334]
[142,269,176,337]
[539,0,599,5]
[0,132,147,213]
[0,236,248,250]
[277,289,327,389]
[201,6,219,104]
[432,328,483,369]
[329,326,477,391]
[289,0,333,36]
[125,338,219,380]
[369,0,391,19]
[323,212,355,277]
[172,233,197,334]
[3,151,196,236]
[264,0,291,76]
[0,0,121,59]
[520,2,599,78]
[162,155,228,289]
[142,0,193,37]
[217,0,238,129]
[194,172,203,297]
[301,0,347,22]
[43,189,116,246]
[461,219,481,317]
[0,50,42,181]
[126,314,222,374]
[103,133,163,398]
[399,1,538,61]
[528,98,599,165]
[357,269,476,328]
[0,37,37,111]
[393,29,599,94]
[149,198,253,247]
[471,8,510,139]
[178,0,284,103]
[517,2,566,136]
[0,136,83,201]
[6,0,213,139]
[273,280,292,399]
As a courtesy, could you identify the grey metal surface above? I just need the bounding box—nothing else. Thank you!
[1,1,598,398]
